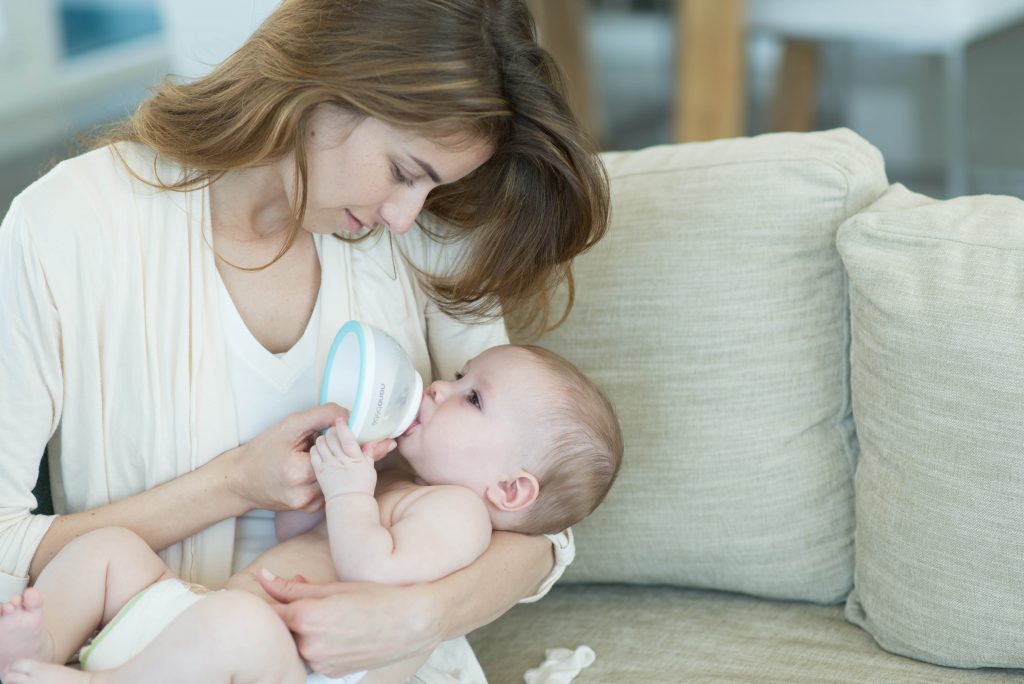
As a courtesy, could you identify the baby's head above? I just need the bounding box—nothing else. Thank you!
[397,344,622,534]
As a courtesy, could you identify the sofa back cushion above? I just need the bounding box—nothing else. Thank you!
[839,183,1024,667]
[519,129,888,602]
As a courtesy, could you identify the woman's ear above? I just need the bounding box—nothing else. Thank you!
[485,470,540,512]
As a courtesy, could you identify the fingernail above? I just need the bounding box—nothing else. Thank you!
[260,568,277,581]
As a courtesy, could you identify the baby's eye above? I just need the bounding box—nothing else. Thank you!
[467,390,481,408]
[454,370,465,380]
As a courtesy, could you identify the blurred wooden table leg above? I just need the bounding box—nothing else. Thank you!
[772,39,820,132]
[526,0,600,141]
[675,0,745,142]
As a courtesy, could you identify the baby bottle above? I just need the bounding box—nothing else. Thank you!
[319,320,423,443]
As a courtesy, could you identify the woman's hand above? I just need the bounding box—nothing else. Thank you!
[223,403,347,513]
[258,571,442,676]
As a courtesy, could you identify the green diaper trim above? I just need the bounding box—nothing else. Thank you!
[79,580,160,669]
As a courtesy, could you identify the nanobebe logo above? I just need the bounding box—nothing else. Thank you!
[371,383,386,425]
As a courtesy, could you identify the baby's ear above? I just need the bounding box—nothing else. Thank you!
[485,470,539,512]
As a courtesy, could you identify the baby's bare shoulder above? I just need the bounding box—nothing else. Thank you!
[395,484,490,530]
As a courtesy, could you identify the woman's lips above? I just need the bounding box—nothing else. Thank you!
[344,209,365,234]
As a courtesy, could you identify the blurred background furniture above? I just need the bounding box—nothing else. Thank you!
[530,0,1024,197]
[746,0,1024,198]
[3,1,1024,209]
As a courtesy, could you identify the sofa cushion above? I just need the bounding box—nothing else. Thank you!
[469,584,1024,683]
[838,184,1024,667]
[518,129,888,602]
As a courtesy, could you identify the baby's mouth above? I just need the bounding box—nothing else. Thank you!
[401,392,429,438]
[401,418,420,438]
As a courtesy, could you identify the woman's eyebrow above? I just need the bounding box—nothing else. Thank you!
[409,155,441,183]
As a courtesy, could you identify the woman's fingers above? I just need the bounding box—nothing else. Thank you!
[285,403,348,443]
[258,569,330,603]
[299,490,325,513]
[364,440,397,461]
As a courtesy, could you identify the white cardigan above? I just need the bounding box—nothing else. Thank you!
[0,143,516,597]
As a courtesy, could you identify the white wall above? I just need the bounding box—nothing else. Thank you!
[156,0,279,80]
[0,0,167,159]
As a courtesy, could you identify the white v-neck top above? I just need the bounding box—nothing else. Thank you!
[216,265,322,572]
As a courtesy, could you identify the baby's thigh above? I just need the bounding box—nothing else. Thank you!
[226,530,338,598]
[165,590,307,683]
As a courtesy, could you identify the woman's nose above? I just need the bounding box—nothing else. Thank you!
[380,186,430,235]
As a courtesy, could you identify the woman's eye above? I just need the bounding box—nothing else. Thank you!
[391,163,415,188]
[467,390,480,408]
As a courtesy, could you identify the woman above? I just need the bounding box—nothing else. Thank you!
[0,0,607,680]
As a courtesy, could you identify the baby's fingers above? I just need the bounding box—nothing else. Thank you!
[327,419,363,461]
[309,444,324,470]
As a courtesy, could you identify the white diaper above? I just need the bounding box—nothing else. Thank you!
[79,578,365,683]
[308,670,366,684]
[80,578,209,671]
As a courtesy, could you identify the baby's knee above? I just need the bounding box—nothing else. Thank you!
[223,569,258,594]
[66,526,157,565]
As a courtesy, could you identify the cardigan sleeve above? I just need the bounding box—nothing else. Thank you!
[0,198,61,600]
[424,299,509,383]
[403,222,510,381]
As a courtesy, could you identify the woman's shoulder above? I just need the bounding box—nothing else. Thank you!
[17,143,177,202]
[393,214,469,277]
[8,143,188,241]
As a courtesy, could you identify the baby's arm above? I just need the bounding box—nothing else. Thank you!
[312,422,492,585]
[367,485,493,583]
[273,422,396,542]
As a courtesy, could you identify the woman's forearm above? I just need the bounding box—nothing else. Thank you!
[29,447,249,580]
[255,530,555,677]
[428,530,554,640]
[29,404,341,581]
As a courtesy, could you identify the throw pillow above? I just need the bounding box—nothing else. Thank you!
[840,183,1024,667]
[517,128,888,602]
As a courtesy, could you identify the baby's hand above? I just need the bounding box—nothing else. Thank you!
[310,420,394,499]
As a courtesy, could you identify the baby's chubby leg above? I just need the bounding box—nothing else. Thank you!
[225,523,337,601]
[0,527,175,675]
[5,590,308,684]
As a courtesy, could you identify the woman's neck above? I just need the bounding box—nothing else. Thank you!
[210,162,293,242]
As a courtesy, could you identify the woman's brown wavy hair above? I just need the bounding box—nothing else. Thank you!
[96,0,608,331]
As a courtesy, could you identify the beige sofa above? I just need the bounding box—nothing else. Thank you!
[469,129,1024,682]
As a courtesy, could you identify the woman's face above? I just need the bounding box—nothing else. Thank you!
[288,106,493,236]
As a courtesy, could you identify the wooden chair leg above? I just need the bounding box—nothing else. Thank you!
[674,0,745,142]
[526,0,599,141]
[771,39,820,132]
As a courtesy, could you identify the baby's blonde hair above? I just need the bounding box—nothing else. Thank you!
[510,346,622,535]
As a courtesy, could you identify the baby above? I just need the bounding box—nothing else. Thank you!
[0,344,622,684]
